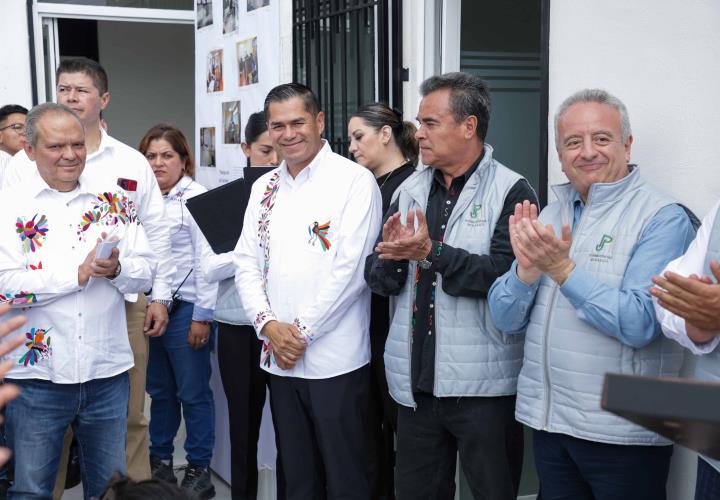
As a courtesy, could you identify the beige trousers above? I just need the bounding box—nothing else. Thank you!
[52,296,151,499]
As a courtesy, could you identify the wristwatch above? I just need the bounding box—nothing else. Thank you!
[417,257,432,270]
[151,299,173,309]
[109,262,122,280]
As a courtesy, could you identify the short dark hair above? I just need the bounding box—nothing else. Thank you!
[0,104,28,125]
[25,103,83,147]
[57,57,109,95]
[264,82,320,118]
[419,72,491,140]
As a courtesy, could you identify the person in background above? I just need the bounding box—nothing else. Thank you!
[0,104,28,183]
[200,111,285,500]
[139,124,218,500]
[347,102,417,499]
[651,198,720,500]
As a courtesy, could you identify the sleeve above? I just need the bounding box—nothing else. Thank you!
[433,179,538,298]
[233,182,276,340]
[110,220,157,295]
[199,246,235,284]
[0,151,33,191]
[134,160,177,301]
[363,197,410,297]
[488,260,541,334]
[560,204,696,348]
[293,173,383,343]
[189,211,218,321]
[656,201,720,354]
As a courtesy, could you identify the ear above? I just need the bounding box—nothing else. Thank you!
[464,115,478,139]
[624,134,633,163]
[241,142,251,157]
[316,111,325,136]
[99,92,110,112]
[380,125,392,145]
[24,141,36,162]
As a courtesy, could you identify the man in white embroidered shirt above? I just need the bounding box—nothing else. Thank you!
[234,83,382,498]
[0,103,155,498]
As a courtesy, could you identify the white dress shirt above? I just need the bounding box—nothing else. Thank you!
[0,173,156,383]
[2,129,176,301]
[234,142,382,379]
[0,149,10,187]
[656,200,720,354]
[163,176,217,320]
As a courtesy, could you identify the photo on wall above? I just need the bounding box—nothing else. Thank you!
[223,0,238,34]
[200,127,217,167]
[206,49,224,92]
[197,0,213,29]
[247,0,270,11]
[237,37,258,87]
[223,101,241,144]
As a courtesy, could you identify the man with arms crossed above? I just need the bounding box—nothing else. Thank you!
[234,83,381,499]
[488,89,696,499]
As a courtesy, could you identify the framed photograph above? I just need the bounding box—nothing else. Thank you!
[247,0,270,11]
[237,37,258,87]
[197,0,213,29]
[206,49,224,93]
[223,101,241,144]
[200,127,216,167]
[223,0,238,34]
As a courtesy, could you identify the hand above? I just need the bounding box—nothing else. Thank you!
[78,235,121,285]
[144,302,169,337]
[375,209,433,261]
[513,206,574,285]
[0,304,28,466]
[509,201,542,284]
[261,320,307,370]
[651,260,720,333]
[188,321,211,349]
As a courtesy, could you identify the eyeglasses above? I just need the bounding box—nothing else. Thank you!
[0,123,24,133]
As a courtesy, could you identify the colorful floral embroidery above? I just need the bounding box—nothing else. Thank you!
[260,174,280,209]
[257,173,280,289]
[28,262,43,270]
[18,327,52,366]
[292,317,314,344]
[16,214,48,253]
[0,291,37,305]
[254,309,276,331]
[166,189,187,202]
[77,191,138,239]
[261,341,273,368]
[307,221,332,251]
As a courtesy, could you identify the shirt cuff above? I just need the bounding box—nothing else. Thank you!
[293,317,314,345]
[192,305,214,322]
[431,240,449,273]
[150,281,172,302]
[253,309,277,337]
[509,261,540,295]
[558,265,591,309]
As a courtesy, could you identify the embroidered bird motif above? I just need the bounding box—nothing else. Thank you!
[19,327,52,366]
[307,221,331,251]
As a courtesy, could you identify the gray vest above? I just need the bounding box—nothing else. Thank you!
[384,145,527,408]
[213,278,250,326]
[516,168,685,445]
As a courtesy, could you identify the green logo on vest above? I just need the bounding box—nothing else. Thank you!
[470,203,482,219]
[595,234,614,252]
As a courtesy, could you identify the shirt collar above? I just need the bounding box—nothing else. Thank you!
[88,127,115,161]
[26,170,96,200]
[164,175,194,200]
[431,149,484,189]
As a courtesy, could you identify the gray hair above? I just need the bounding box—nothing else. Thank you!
[554,89,631,147]
[420,72,491,140]
[24,103,83,148]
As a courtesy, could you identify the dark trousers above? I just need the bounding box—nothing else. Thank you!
[533,430,673,500]
[696,457,720,500]
[217,323,285,500]
[368,330,397,500]
[269,364,370,500]
[396,393,523,500]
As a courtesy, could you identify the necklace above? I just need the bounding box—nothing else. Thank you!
[378,159,408,191]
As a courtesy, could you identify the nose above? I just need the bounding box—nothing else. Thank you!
[348,139,357,155]
[61,144,77,160]
[268,149,279,166]
[579,138,597,159]
[415,126,425,141]
[149,156,164,169]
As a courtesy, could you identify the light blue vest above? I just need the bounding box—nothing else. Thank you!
[384,145,527,408]
[213,277,249,326]
[516,168,685,445]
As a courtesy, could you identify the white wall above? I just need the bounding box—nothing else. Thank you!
[549,0,720,218]
[549,2,720,498]
[0,0,33,107]
[97,20,195,149]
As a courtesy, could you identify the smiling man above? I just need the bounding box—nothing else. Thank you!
[488,89,696,499]
[1,57,176,486]
[234,83,381,499]
[364,72,536,499]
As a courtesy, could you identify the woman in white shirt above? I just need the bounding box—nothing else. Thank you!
[139,124,218,500]
[200,111,285,500]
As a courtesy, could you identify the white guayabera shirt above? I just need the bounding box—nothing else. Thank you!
[0,173,156,383]
[234,142,382,379]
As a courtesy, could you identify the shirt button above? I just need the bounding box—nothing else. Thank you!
[441,224,445,229]
[430,304,434,309]
[428,331,432,336]
[396,268,402,273]
[432,281,437,287]
[78,312,82,317]
[446,200,451,205]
